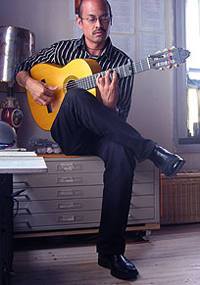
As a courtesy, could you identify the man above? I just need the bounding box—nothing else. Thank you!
[15,0,185,281]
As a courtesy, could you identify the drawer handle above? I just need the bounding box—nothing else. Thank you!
[57,177,74,183]
[58,215,83,222]
[57,190,82,197]
[57,163,77,172]
[57,163,83,172]
[58,215,75,222]
[58,202,82,210]
[57,177,82,183]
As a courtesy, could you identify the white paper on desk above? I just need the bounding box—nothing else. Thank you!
[138,0,165,32]
[109,0,135,34]
[0,157,47,174]
[0,151,37,157]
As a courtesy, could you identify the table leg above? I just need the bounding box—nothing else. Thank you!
[0,174,13,285]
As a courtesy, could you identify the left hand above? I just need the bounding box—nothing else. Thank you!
[96,69,119,111]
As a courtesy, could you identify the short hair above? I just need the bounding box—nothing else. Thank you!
[78,0,112,18]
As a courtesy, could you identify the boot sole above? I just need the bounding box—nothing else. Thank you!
[98,258,138,281]
[165,159,186,178]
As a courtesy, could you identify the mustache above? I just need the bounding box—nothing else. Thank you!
[92,28,106,35]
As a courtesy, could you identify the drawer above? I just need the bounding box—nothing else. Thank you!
[130,195,154,208]
[132,183,154,196]
[13,170,153,188]
[13,183,153,201]
[13,185,104,201]
[14,222,101,232]
[14,195,153,215]
[14,198,103,214]
[44,157,154,173]
[13,172,104,187]
[134,171,154,183]
[45,156,104,174]
[13,207,156,233]
[14,211,101,229]
[128,207,155,222]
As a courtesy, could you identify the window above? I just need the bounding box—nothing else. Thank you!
[176,0,200,152]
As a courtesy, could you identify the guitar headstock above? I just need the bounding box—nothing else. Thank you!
[148,47,190,70]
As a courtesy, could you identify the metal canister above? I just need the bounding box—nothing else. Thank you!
[0,25,35,84]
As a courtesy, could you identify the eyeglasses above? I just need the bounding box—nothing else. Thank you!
[80,15,112,24]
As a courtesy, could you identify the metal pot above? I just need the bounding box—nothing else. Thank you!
[0,25,35,85]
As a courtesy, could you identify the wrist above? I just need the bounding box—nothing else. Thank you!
[16,71,31,89]
[111,106,119,115]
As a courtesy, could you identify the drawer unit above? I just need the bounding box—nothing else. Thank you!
[13,156,160,233]
[14,211,102,232]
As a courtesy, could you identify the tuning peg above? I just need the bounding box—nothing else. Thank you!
[174,64,179,68]
[155,50,161,54]
[163,48,168,52]
[159,67,164,71]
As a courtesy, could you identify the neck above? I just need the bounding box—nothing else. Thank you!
[84,37,107,57]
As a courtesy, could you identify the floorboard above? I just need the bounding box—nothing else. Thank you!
[11,224,200,285]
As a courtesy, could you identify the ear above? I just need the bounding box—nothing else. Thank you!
[76,16,83,29]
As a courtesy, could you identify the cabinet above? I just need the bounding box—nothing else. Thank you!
[13,156,160,234]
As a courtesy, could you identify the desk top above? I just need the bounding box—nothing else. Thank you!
[0,151,47,174]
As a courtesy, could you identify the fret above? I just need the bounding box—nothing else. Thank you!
[133,58,151,74]
[73,61,134,91]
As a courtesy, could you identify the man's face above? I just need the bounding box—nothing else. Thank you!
[76,0,112,47]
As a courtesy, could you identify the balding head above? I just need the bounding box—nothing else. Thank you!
[78,0,112,18]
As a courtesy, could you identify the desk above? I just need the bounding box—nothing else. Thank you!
[0,151,47,285]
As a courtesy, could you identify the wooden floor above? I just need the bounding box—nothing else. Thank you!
[11,224,200,285]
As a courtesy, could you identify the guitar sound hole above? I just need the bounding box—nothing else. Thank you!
[63,76,78,94]
[67,80,78,90]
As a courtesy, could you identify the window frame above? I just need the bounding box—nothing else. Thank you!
[174,0,200,152]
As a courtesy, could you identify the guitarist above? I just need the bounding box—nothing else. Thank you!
[15,0,185,281]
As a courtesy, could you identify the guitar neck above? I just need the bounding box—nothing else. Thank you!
[73,57,151,91]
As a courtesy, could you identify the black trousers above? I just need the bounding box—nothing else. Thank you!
[51,88,156,255]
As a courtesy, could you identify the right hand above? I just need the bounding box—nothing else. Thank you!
[26,77,57,106]
[16,71,57,106]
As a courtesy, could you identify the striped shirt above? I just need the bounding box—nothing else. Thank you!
[15,36,134,120]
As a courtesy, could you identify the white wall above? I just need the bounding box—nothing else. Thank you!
[1,0,193,170]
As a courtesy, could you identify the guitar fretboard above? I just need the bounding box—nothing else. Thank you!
[67,57,151,91]
[133,58,151,74]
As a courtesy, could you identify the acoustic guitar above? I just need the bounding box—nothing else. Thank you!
[27,47,190,130]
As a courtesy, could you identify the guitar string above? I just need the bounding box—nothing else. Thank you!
[51,57,169,91]
[62,62,134,90]
[45,51,173,91]
[55,59,145,90]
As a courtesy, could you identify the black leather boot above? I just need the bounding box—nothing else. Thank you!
[98,254,139,280]
[149,144,185,178]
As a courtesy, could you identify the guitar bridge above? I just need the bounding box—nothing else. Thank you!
[41,78,52,113]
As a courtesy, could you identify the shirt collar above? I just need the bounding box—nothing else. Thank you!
[74,35,114,60]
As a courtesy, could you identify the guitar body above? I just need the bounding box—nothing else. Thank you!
[27,58,102,130]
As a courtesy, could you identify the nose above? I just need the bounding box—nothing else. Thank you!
[95,18,103,27]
